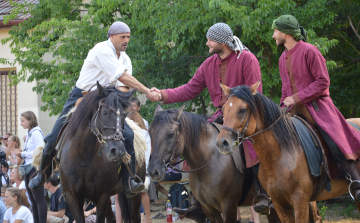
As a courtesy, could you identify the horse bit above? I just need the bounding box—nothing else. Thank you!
[90,100,127,156]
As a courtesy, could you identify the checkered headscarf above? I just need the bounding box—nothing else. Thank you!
[206,23,249,59]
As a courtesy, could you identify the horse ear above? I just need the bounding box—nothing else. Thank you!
[123,88,137,99]
[155,104,163,116]
[175,104,186,120]
[220,83,231,96]
[97,81,108,98]
[249,79,261,95]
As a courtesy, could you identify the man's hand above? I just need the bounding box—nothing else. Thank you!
[283,96,295,106]
[147,90,162,102]
[146,87,162,102]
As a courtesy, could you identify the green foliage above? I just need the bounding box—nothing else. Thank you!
[317,202,328,220]
[1,0,358,119]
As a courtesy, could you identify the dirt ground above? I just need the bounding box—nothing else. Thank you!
[148,184,360,223]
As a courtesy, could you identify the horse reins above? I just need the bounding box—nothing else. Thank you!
[90,100,127,156]
[162,119,211,174]
[221,106,289,146]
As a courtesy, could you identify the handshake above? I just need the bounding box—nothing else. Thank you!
[146,87,162,102]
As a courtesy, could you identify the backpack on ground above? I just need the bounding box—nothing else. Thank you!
[169,183,189,209]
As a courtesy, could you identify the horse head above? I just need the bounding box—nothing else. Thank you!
[90,82,136,162]
[147,104,186,182]
[216,81,260,155]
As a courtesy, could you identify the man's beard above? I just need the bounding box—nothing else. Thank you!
[210,45,223,55]
[276,38,285,47]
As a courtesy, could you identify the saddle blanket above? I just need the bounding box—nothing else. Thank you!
[291,117,331,191]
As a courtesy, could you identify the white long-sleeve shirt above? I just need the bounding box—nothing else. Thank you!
[76,39,132,91]
[21,126,44,164]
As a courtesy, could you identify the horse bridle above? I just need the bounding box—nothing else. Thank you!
[90,100,127,156]
[221,106,288,146]
[161,119,211,174]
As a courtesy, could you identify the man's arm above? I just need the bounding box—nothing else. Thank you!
[118,72,160,99]
[47,209,66,218]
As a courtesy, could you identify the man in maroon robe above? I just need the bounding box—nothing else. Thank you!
[148,23,270,215]
[272,15,360,201]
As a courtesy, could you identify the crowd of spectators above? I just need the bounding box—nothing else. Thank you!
[0,96,184,223]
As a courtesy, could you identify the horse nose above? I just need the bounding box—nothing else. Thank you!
[149,168,161,181]
[217,138,230,151]
[110,147,124,160]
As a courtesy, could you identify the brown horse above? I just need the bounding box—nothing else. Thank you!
[216,82,360,222]
[59,83,145,223]
[148,104,283,223]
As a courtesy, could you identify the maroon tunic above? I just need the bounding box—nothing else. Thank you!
[160,50,262,167]
[279,40,360,160]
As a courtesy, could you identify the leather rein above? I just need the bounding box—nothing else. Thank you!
[90,100,127,156]
[221,105,289,146]
[162,120,211,174]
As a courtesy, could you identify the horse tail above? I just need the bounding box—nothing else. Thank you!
[118,191,133,223]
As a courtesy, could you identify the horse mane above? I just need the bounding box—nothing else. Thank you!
[66,85,130,137]
[230,85,301,151]
[150,109,210,149]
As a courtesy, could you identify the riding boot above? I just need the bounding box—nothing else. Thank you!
[173,198,206,223]
[28,153,54,190]
[341,160,360,201]
[253,168,270,213]
[122,152,144,198]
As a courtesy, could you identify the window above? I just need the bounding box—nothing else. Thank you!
[0,69,17,135]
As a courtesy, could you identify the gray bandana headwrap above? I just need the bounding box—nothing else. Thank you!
[206,23,249,59]
[107,21,131,38]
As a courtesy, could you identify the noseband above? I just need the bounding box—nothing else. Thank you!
[90,100,127,156]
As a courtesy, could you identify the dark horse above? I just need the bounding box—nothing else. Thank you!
[59,83,145,223]
[217,82,360,222]
[148,104,281,223]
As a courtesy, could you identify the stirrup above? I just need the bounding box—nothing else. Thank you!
[128,175,144,193]
[348,180,360,201]
[252,194,271,215]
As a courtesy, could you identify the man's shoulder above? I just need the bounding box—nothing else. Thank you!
[90,40,113,55]
[202,54,217,64]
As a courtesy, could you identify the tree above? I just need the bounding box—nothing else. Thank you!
[1,0,350,121]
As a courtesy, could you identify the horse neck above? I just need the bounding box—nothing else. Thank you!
[73,124,99,156]
[251,131,282,172]
[181,124,216,170]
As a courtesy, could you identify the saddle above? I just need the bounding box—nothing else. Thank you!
[289,105,360,180]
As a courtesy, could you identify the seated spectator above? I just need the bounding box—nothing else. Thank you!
[1,161,10,188]
[7,135,23,166]
[10,166,31,206]
[0,199,6,222]
[44,175,74,223]
[73,199,97,223]
[3,187,33,223]
[2,133,12,161]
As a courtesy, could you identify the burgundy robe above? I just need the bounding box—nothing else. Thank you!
[279,40,360,160]
[160,50,262,167]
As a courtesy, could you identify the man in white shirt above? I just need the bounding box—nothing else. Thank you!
[29,21,160,198]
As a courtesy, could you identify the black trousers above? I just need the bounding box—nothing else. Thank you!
[25,168,47,223]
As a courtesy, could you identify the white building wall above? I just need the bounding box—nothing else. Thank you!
[0,28,58,148]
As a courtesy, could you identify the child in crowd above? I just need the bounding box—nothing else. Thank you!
[3,187,33,223]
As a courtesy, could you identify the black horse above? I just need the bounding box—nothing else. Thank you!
[59,83,145,223]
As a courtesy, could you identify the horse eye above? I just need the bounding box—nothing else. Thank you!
[103,111,108,115]
[168,133,175,138]
[239,108,246,114]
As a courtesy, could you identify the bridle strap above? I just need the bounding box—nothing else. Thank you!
[221,106,289,145]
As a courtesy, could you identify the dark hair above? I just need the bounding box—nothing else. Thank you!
[129,96,140,107]
[6,187,30,208]
[46,174,60,186]
[20,111,38,130]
